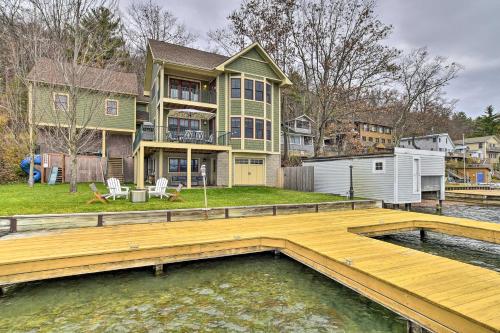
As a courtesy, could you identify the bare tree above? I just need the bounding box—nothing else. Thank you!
[391,48,462,144]
[26,0,126,193]
[125,0,197,55]
[0,0,51,186]
[289,0,399,156]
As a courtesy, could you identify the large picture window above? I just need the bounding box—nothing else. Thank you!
[255,119,264,139]
[245,117,254,139]
[168,117,200,133]
[244,79,254,100]
[169,158,199,173]
[255,81,264,101]
[231,78,241,98]
[231,117,241,138]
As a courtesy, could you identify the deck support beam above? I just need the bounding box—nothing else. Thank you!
[138,144,145,189]
[158,149,164,178]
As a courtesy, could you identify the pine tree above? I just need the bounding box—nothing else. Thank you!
[474,105,500,136]
[81,6,128,67]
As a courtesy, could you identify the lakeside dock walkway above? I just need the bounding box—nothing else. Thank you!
[0,209,499,332]
[446,189,500,206]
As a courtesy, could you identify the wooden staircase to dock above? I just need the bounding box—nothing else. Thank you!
[106,157,124,182]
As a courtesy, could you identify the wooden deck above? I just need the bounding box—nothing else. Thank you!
[446,189,500,206]
[0,209,499,333]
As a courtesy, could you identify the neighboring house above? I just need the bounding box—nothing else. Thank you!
[134,40,291,188]
[303,147,446,205]
[450,166,492,184]
[281,114,315,157]
[455,136,500,167]
[399,133,455,153]
[27,58,138,182]
[356,120,394,150]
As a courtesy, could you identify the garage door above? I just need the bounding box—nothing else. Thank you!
[234,158,265,185]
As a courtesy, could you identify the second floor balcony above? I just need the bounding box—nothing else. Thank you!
[164,77,217,110]
[134,124,230,151]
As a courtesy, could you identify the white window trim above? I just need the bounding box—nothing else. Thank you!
[372,159,385,174]
[53,92,69,112]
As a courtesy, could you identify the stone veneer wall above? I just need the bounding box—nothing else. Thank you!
[216,152,229,186]
[266,154,280,187]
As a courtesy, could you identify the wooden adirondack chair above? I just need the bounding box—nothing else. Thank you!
[87,183,109,204]
[147,177,168,199]
[167,184,184,202]
[106,177,130,200]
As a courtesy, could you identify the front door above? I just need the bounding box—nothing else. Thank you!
[234,158,265,185]
[476,172,484,183]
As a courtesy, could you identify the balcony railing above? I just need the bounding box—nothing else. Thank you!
[134,124,230,151]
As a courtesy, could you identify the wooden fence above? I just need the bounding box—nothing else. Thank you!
[0,200,381,235]
[277,166,314,192]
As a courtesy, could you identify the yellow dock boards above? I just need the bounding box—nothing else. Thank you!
[0,209,499,333]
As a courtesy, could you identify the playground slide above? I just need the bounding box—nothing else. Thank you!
[20,155,42,182]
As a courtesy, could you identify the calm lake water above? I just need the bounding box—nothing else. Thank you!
[0,253,407,333]
[0,202,498,333]
[378,201,500,272]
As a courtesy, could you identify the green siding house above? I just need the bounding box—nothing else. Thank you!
[27,41,291,187]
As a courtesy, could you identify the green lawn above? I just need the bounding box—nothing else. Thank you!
[0,183,345,215]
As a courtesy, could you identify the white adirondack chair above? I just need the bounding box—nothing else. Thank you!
[106,177,130,200]
[147,177,168,199]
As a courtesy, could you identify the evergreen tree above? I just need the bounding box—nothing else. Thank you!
[474,105,499,136]
[81,6,128,67]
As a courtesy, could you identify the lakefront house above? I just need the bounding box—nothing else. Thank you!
[28,40,291,188]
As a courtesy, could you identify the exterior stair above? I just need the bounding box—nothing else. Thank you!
[107,157,124,182]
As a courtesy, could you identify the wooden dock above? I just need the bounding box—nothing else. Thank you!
[446,189,500,206]
[0,209,499,333]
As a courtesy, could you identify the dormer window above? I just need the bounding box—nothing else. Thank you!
[296,120,309,130]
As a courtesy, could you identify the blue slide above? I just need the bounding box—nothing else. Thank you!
[20,155,42,182]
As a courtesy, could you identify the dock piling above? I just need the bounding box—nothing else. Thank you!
[419,229,426,241]
[153,264,164,276]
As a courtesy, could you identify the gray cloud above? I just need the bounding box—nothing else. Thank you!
[121,0,500,117]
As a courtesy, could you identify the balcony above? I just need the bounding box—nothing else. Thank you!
[164,77,217,110]
[134,124,230,151]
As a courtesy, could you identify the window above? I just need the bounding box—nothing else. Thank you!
[375,138,380,143]
[368,137,373,142]
[169,158,199,172]
[479,143,483,148]
[231,78,241,98]
[266,120,271,140]
[378,126,383,133]
[370,125,376,132]
[433,137,437,142]
[372,160,385,173]
[255,81,264,101]
[250,159,264,165]
[105,99,118,116]
[231,117,241,138]
[266,83,272,104]
[381,138,386,144]
[362,136,366,141]
[54,93,68,111]
[170,79,200,102]
[244,79,254,99]
[235,158,249,164]
[290,135,301,145]
[245,117,254,138]
[255,119,264,139]
[296,120,310,129]
[304,136,313,145]
[363,124,369,131]
[168,117,200,133]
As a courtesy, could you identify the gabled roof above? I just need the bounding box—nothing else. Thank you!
[401,133,451,141]
[215,42,292,86]
[27,58,138,96]
[459,135,500,144]
[148,39,229,70]
[285,114,315,123]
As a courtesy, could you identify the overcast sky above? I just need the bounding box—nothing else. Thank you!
[122,0,500,118]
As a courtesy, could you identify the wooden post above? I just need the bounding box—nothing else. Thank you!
[154,264,164,276]
[187,148,192,189]
[101,130,106,158]
[138,144,145,189]
[158,149,164,178]
[9,217,17,233]
[420,229,426,241]
[228,150,233,188]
